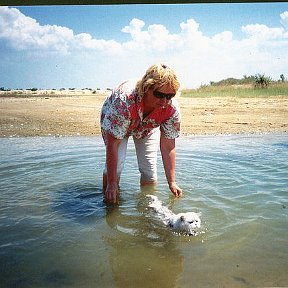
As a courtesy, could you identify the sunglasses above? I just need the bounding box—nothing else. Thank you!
[153,90,175,100]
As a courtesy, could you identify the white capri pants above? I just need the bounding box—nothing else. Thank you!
[104,128,160,183]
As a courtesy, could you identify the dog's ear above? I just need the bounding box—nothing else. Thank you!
[180,215,185,222]
[197,212,202,217]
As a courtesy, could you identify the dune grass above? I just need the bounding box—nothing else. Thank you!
[181,82,288,98]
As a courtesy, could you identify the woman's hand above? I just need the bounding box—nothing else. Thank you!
[169,181,183,197]
[105,182,119,204]
[160,137,182,198]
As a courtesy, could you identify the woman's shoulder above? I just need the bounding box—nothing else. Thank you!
[170,97,180,113]
[104,79,139,109]
[115,78,139,95]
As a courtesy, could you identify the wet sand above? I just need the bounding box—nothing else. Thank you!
[0,92,287,137]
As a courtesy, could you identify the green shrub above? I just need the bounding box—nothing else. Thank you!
[254,74,272,88]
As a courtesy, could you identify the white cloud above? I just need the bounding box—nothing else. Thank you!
[280,11,288,28]
[121,18,150,50]
[1,6,288,88]
[74,33,122,53]
[0,7,74,53]
[241,23,287,40]
[212,31,233,42]
[121,18,146,38]
[180,18,200,35]
[147,24,177,51]
[0,6,121,54]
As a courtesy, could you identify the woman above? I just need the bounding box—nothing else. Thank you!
[101,64,183,203]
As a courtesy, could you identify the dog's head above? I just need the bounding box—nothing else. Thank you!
[169,212,201,235]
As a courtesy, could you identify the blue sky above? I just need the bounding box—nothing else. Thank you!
[1,3,288,89]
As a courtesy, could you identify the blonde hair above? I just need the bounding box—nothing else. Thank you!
[136,64,180,98]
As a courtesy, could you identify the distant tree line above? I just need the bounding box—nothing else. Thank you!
[0,87,38,92]
[0,87,104,92]
[1,74,286,92]
[209,74,286,89]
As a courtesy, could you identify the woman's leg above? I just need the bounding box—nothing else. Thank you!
[133,129,160,186]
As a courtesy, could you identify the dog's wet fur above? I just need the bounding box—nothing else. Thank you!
[147,195,201,236]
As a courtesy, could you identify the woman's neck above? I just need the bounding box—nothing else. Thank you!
[143,98,154,118]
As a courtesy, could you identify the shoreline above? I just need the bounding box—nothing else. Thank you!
[1,131,286,139]
[1,93,287,138]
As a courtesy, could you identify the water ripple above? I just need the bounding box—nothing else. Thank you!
[1,134,287,287]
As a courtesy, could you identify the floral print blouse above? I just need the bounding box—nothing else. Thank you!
[100,80,181,139]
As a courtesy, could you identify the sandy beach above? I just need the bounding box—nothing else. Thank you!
[0,91,287,137]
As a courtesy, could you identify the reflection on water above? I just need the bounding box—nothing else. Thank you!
[53,183,105,222]
[0,134,287,287]
[104,186,184,288]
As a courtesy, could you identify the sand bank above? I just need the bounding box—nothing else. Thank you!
[0,92,287,137]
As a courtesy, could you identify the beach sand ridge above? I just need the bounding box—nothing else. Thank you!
[0,92,287,137]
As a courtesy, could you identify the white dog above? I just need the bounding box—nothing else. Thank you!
[147,195,201,236]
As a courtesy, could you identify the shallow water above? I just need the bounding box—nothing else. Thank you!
[0,134,287,287]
